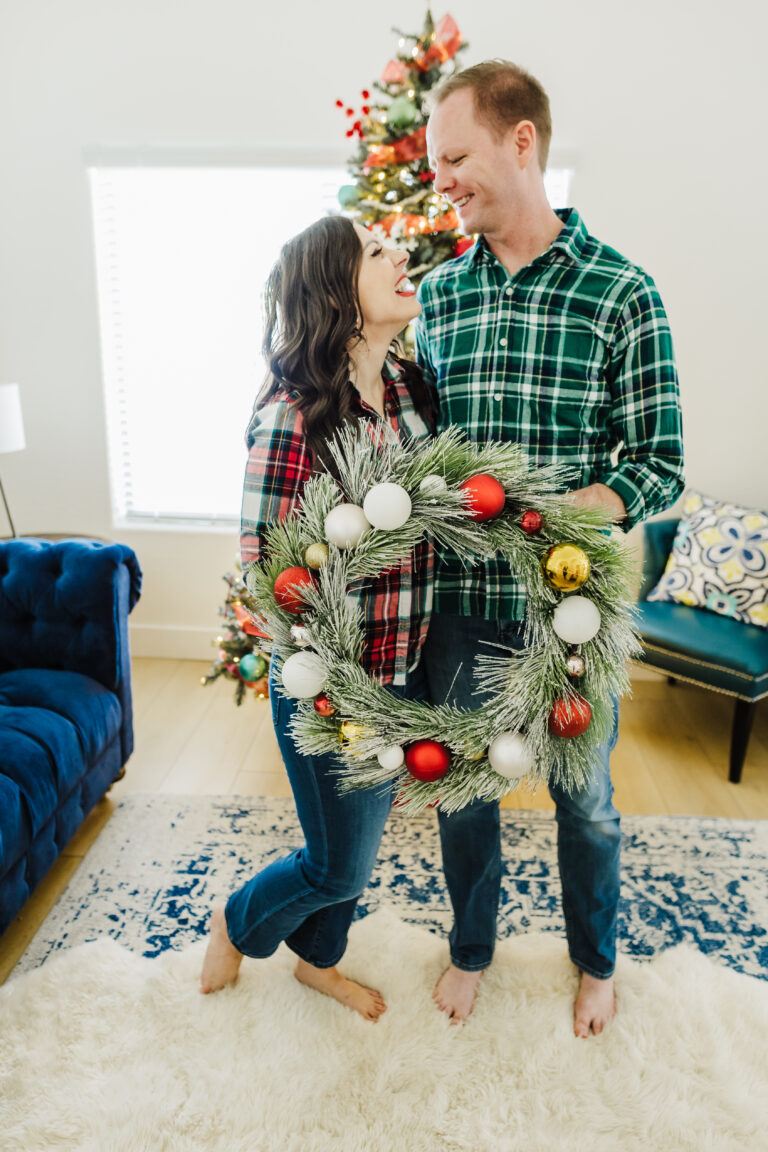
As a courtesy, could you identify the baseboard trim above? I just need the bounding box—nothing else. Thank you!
[129,624,218,661]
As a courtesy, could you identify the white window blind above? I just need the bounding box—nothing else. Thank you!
[90,164,347,525]
[90,161,573,526]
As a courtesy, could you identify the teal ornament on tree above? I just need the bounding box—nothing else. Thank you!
[338,184,361,209]
[386,96,417,129]
[239,653,268,681]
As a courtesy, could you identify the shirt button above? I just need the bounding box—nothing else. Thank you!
[499,338,507,347]
[505,287,513,296]
[494,393,502,401]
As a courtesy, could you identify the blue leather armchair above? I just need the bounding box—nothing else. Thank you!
[635,519,768,782]
[0,538,142,934]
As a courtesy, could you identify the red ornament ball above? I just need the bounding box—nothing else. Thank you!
[459,474,506,521]
[313,692,336,717]
[519,509,544,535]
[273,566,315,614]
[548,694,592,738]
[405,740,451,782]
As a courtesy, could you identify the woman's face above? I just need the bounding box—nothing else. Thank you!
[353,222,421,338]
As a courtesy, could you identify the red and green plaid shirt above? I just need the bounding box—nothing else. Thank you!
[415,207,685,620]
[240,358,433,686]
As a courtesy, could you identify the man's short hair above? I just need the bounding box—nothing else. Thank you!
[430,60,552,171]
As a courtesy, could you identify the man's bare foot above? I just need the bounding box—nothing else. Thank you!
[200,904,243,994]
[294,958,387,1022]
[573,970,615,1037]
[432,964,484,1024]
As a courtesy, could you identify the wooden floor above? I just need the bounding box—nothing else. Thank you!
[2,657,767,983]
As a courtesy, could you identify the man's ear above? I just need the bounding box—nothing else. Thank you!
[511,120,537,170]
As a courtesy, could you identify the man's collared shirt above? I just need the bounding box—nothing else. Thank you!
[240,357,433,686]
[415,207,684,620]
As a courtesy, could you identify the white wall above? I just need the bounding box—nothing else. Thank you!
[1,0,766,656]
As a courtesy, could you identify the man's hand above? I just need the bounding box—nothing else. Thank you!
[569,483,626,522]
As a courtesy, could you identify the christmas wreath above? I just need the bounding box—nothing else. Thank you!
[243,425,640,814]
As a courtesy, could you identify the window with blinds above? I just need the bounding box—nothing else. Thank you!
[89,160,573,526]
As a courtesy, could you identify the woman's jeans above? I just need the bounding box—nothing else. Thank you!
[422,613,621,980]
[225,662,426,967]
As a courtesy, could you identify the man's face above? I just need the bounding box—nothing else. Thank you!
[427,89,524,238]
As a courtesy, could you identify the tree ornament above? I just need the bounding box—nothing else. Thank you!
[304,543,330,570]
[338,184,361,209]
[363,482,412,530]
[339,721,369,745]
[387,95,417,128]
[273,566,315,614]
[540,544,591,592]
[488,732,535,780]
[324,503,370,549]
[419,474,447,494]
[377,744,405,771]
[251,675,269,698]
[520,510,544,535]
[552,596,602,645]
[313,692,336,717]
[459,474,506,521]
[239,653,268,681]
[566,652,586,677]
[289,624,310,648]
[280,651,327,699]
[405,740,451,782]
[548,694,592,738]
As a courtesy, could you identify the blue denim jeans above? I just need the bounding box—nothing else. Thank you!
[422,613,620,980]
[225,661,426,967]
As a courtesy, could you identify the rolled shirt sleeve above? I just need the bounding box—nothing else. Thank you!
[601,278,685,530]
[240,401,312,565]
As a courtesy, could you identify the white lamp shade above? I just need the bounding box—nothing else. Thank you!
[0,385,25,453]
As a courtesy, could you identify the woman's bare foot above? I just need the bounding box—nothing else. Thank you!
[573,971,615,1037]
[432,964,484,1024]
[200,904,243,994]
[294,957,386,1021]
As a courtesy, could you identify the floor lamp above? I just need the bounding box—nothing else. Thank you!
[0,383,25,537]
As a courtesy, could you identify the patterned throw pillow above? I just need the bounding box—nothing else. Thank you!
[646,490,768,628]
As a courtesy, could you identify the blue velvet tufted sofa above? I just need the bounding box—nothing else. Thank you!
[0,538,142,935]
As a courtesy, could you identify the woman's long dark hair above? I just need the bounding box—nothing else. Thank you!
[254,215,435,470]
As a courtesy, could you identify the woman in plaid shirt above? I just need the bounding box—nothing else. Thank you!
[200,217,435,1019]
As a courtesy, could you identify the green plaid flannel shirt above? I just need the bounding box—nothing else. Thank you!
[415,207,684,620]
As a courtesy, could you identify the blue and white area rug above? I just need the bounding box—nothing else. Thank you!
[16,794,768,980]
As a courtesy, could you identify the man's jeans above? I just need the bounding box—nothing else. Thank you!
[422,613,621,980]
[225,661,426,967]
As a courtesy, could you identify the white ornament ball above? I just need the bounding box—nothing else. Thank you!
[324,503,370,549]
[552,596,602,645]
[280,651,327,698]
[488,732,535,780]
[363,482,412,530]
[377,744,405,771]
[289,624,310,648]
[419,474,448,494]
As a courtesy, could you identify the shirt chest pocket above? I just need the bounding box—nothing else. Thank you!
[517,316,609,391]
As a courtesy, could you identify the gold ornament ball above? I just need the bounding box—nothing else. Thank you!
[338,721,369,746]
[540,543,591,592]
[305,543,330,570]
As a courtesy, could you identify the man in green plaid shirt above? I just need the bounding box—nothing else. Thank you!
[414,61,684,1036]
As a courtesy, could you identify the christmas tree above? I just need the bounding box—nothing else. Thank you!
[202,566,270,704]
[336,9,470,285]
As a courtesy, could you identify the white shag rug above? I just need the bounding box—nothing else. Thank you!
[2,908,767,1152]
